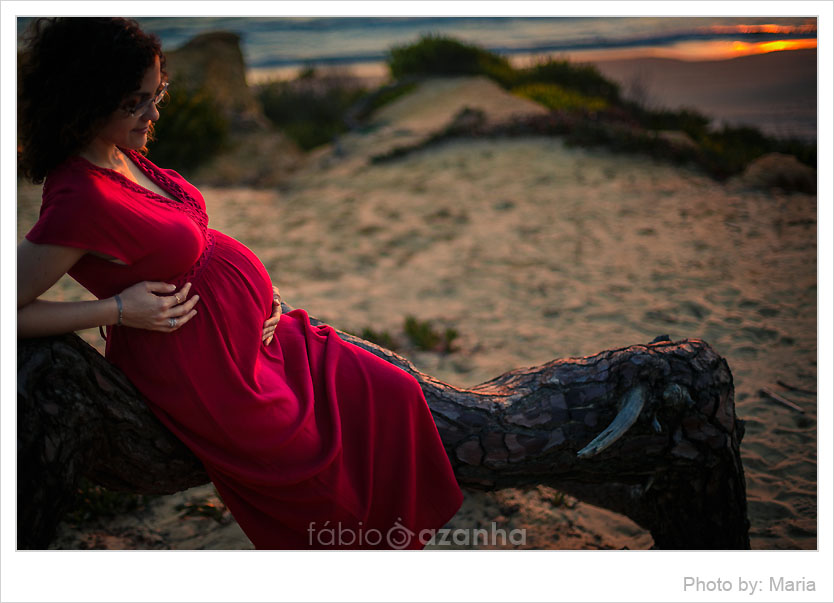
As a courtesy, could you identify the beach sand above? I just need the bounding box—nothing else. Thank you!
[17,58,817,550]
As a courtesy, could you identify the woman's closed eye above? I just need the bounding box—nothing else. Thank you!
[121,82,169,116]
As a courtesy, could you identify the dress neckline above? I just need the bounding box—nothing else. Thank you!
[67,149,209,235]
[72,149,178,203]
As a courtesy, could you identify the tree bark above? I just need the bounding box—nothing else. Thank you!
[17,304,750,550]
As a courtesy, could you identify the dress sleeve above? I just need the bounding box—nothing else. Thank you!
[24,168,134,265]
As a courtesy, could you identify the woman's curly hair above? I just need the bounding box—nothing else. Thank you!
[18,17,167,183]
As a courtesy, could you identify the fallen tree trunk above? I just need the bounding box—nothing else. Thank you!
[17,304,749,550]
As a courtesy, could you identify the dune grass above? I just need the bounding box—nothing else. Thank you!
[346,316,459,355]
[388,33,516,85]
[256,66,368,150]
[157,33,814,181]
[382,34,816,177]
[404,316,459,354]
[511,82,609,113]
[148,86,229,174]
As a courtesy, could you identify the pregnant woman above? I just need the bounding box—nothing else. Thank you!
[17,17,463,549]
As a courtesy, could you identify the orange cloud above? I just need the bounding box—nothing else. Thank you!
[729,39,818,57]
[707,23,817,35]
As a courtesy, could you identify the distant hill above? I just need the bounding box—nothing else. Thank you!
[588,49,817,140]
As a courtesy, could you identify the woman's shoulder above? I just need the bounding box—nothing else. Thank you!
[46,155,108,189]
[43,156,123,208]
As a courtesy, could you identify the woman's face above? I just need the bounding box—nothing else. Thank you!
[93,55,163,151]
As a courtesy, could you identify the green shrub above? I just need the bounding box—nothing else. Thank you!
[695,125,772,177]
[441,327,460,354]
[386,37,628,104]
[387,34,515,86]
[359,327,398,351]
[515,58,620,102]
[771,137,816,168]
[626,103,815,177]
[404,316,458,353]
[281,120,349,151]
[628,104,712,140]
[512,83,608,113]
[257,69,367,150]
[148,87,228,174]
[379,34,815,181]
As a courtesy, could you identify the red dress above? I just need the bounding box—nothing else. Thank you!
[25,150,463,549]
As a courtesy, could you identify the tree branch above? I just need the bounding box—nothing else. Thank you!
[17,304,749,549]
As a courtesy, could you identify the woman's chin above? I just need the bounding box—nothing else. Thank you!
[124,133,148,149]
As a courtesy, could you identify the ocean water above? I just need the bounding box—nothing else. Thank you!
[18,16,816,71]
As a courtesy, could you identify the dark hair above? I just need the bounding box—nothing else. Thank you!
[18,17,167,183]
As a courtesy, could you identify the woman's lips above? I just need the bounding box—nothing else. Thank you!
[132,126,149,134]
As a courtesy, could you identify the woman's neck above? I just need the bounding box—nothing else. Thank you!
[78,140,127,171]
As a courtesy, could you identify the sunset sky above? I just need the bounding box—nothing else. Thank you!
[17,16,817,71]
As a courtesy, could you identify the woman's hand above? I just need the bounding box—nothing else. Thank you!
[262,285,282,346]
[118,281,199,332]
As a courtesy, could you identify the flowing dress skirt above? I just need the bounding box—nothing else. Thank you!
[106,230,463,549]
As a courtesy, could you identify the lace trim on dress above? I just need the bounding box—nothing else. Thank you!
[121,152,216,288]
[171,229,216,289]
[68,153,217,343]
[72,151,209,235]
[124,150,209,233]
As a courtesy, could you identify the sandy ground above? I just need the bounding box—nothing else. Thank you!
[17,67,816,550]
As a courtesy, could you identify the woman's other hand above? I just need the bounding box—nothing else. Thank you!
[263,285,282,346]
[118,281,199,332]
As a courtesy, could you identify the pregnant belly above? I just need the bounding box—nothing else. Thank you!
[108,229,274,366]
[203,229,274,319]
[108,229,273,352]
[105,230,284,454]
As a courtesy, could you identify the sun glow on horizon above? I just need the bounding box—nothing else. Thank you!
[547,38,818,65]
[737,39,818,55]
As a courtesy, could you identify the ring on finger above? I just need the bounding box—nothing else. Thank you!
[174,294,181,304]
[169,317,178,328]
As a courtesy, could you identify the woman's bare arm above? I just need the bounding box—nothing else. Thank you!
[17,239,199,338]
[16,239,119,338]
